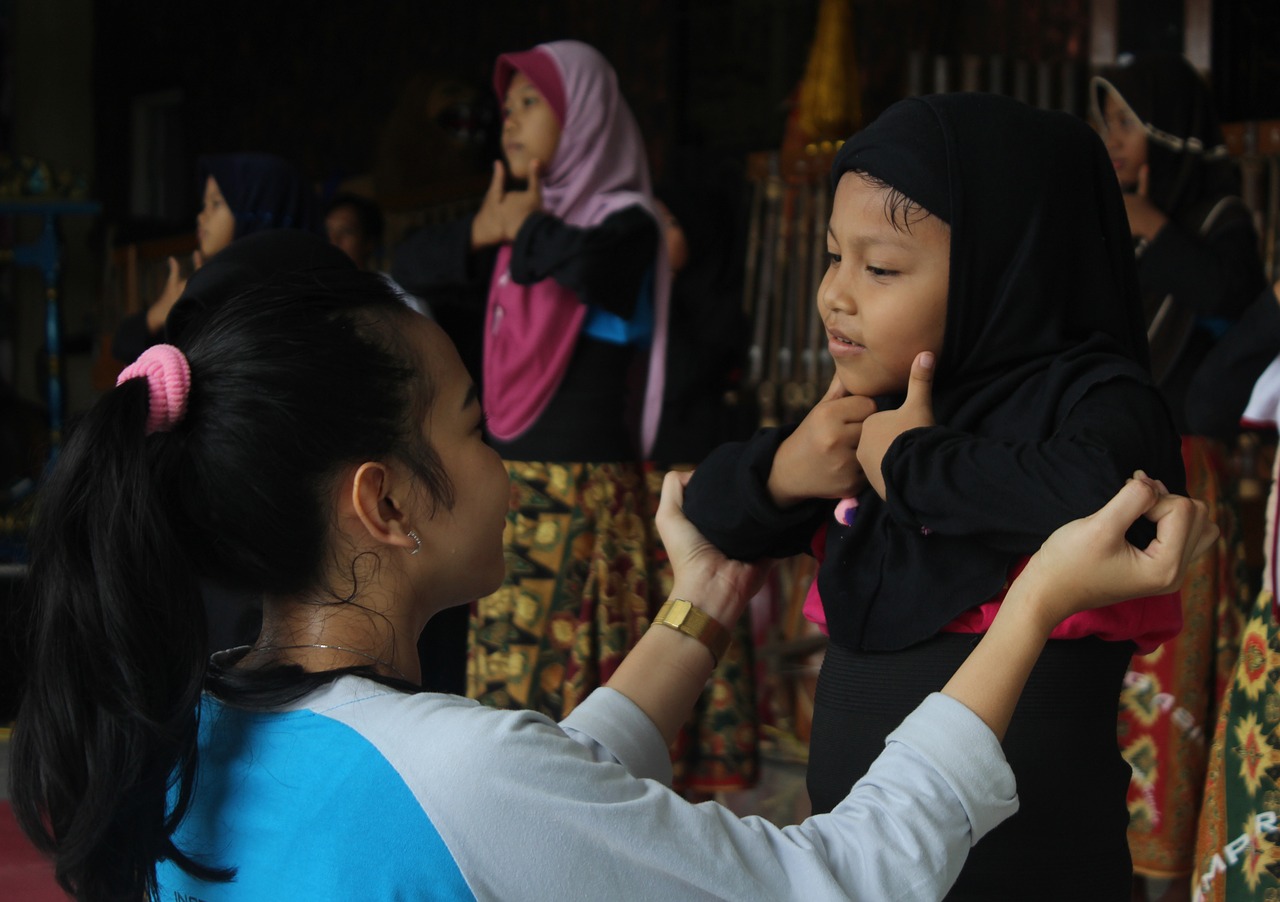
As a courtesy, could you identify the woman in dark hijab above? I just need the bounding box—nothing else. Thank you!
[684,92,1184,900]
[112,152,320,364]
[1092,53,1265,417]
[1093,55,1266,898]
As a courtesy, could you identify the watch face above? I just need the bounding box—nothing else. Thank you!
[656,599,730,665]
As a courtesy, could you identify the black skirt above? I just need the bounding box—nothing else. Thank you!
[808,633,1134,902]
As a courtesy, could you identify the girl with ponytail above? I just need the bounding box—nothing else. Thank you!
[10,231,1215,902]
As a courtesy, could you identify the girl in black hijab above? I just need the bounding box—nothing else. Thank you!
[684,92,1184,900]
[1091,53,1265,423]
[1092,54,1266,896]
[112,153,320,364]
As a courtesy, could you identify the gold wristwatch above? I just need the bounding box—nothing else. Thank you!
[653,598,731,666]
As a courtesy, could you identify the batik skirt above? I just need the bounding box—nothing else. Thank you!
[466,460,759,793]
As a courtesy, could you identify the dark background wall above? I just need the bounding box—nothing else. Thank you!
[91,0,1115,230]
[2,0,1278,416]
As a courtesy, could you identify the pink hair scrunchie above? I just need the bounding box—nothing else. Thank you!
[115,344,192,435]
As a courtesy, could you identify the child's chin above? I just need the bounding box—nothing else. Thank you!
[834,369,893,399]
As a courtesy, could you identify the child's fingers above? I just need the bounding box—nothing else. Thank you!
[901,351,936,418]
[487,160,505,199]
[820,373,850,403]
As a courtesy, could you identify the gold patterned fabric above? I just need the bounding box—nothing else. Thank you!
[465,460,760,795]
[467,461,654,721]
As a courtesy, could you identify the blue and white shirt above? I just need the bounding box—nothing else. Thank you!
[157,678,1016,900]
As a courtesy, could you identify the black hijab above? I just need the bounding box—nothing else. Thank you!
[820,92,1166,650]
[1090,53,1239,230]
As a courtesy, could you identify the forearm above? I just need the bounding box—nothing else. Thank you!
[940,579,1056,741]
[509,207,657,315]
[605,572,745,746]
[684,427,827,560]
[883,381,1182,549]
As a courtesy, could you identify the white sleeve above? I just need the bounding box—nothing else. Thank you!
[355,689,1016,901]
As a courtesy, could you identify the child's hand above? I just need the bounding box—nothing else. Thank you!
[1017,473,1216,628]
[471,161,509,248]
[857,351,935,500]
[657,470,774,625]
[767,374,876,507]
[470,159,545,250]
[144,255,190,335]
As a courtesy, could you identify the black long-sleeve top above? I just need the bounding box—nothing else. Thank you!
[391,207,658,462]
[684,377,1183,651]
[1185,284,1280,439]
[1139,205,1267,432]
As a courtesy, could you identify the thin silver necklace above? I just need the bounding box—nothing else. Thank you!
[251,643,410,681]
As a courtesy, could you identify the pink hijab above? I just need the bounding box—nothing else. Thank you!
[484,40,670,456]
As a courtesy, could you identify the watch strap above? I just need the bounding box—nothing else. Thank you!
[653,598,731,666]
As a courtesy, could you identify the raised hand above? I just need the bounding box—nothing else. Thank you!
[144,255,191,335]
[767,374,877,507]
[470,159,545,250]
[857,351,935,499]
[656,470,774,625]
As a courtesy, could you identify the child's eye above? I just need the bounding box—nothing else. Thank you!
[826,252,841,267]
[866,265,897,277]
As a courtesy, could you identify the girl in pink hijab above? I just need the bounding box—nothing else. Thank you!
[392,40,671,722]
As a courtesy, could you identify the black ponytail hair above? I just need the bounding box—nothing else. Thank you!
[9,268,447,900]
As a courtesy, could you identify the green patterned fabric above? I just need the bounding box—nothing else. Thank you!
[1192,595,1280,899]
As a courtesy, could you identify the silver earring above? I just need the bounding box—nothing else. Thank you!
[407,529,422,555]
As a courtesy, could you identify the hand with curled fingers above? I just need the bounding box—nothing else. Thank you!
[767,374,877,508]
[1018,471,1217,628]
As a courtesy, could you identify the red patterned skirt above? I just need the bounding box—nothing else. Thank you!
[1120,436,1251,878]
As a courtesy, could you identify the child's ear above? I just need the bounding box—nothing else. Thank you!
[350,461,418,552]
